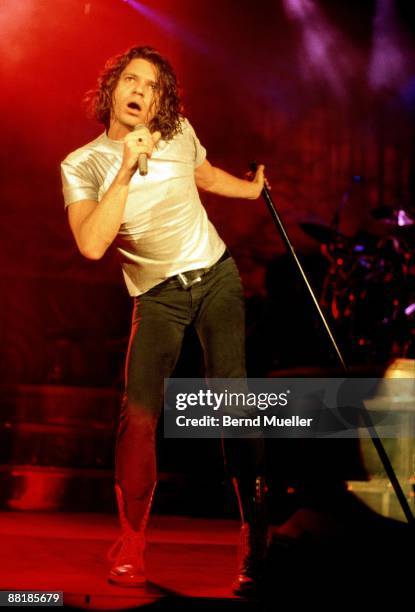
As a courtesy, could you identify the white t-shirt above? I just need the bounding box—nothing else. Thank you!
[61,118,226,296]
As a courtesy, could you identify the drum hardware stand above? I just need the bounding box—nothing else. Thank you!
[250,161,414,525]
[330,174,363,231]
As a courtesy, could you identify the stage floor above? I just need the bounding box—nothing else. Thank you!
[0,511,258,610]
[0,499,411,610]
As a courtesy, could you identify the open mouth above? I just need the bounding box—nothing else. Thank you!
[127,102,142,112]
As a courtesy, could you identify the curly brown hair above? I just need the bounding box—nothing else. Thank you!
[84,46,183,141]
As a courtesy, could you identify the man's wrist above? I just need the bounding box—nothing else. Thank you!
[115,168,134,186]
[245,180,259,199]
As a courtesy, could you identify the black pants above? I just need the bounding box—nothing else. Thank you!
[115,256,264,528]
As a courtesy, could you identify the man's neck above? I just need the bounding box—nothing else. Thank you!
[107,122,131,141]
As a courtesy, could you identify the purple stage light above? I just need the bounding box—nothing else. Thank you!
[283,0,314,20]
[121,0,209,54]
[368,0,413,91]
[282,0,356,99]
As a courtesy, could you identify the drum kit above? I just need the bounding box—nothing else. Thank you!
[300,205,415,362]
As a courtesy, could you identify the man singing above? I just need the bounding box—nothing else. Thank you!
[61,46,267,595]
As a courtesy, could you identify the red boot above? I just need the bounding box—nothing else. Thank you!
[107,483,155,587]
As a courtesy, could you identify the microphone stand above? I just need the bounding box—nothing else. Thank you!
[251,162,414,525]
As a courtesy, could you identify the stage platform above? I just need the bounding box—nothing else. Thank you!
[0,512,262,610]
[0,499,412,610]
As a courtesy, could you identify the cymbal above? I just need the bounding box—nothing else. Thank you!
[371,205,415,227]
[299,222,350,245]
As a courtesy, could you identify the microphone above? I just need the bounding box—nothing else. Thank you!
[133,123,148,176]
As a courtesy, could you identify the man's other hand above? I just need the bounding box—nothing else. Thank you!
[245,164,271,199]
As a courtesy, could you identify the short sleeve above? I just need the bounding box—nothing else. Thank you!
[185,120,207,168]
[61,157,99,207]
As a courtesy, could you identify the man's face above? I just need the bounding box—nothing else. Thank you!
[109,58,159,137]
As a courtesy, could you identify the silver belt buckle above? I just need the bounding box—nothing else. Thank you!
[177,270,203,290]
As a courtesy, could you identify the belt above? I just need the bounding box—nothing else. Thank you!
[176,249,230,290]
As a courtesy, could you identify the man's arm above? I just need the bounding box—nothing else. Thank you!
[67,127,161,260]
[194,159,266,200]
[67,173,131,260]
